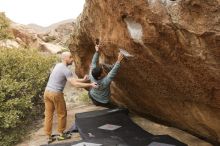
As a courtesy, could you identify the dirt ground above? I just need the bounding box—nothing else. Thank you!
[16,83,213,146]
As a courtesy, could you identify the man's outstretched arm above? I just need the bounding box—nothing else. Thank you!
[68,77,97,88]
[106,53,124,82]
[75,75,89,83]
[91,45,100,70]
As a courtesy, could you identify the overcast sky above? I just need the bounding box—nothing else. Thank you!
[0,0,85,26]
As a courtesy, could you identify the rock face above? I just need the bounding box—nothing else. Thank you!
[68,0,220,144]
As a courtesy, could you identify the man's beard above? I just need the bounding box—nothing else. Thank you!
[67,62,72,66]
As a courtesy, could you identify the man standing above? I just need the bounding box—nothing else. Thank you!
[44,52,97,143]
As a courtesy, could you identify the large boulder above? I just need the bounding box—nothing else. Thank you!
[10,23,40,48]
[68,0,220,144]
[39,42,65,54]
[0,39,20,48]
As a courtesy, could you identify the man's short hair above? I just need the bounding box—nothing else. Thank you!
[92,66,103,80]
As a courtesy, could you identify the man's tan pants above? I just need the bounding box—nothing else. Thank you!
[44,90,67,136]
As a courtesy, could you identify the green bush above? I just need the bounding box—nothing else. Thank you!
[0,48,57,146]
[77,90,91,104]
[0,12,13,39]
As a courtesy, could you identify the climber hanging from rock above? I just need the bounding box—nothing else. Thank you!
[87,40,125,108]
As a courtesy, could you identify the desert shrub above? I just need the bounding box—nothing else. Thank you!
[0,12,13,39]
[0,48,57,146]
[77,90,91,104]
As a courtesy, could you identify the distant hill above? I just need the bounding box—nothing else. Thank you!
[27,23,47,33]
[28,19,75,33]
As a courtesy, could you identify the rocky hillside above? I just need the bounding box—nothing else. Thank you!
[68,0,220,144]
[37,19,75,47]
[0,12,74,53]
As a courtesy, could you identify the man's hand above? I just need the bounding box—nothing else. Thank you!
[117,52,124,63]
[83,74,89,81]
[95,45,100,52]
[95,43,105,52]
[91,82,98,88]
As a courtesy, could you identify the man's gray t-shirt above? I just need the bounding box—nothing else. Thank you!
[46,63,73,92]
